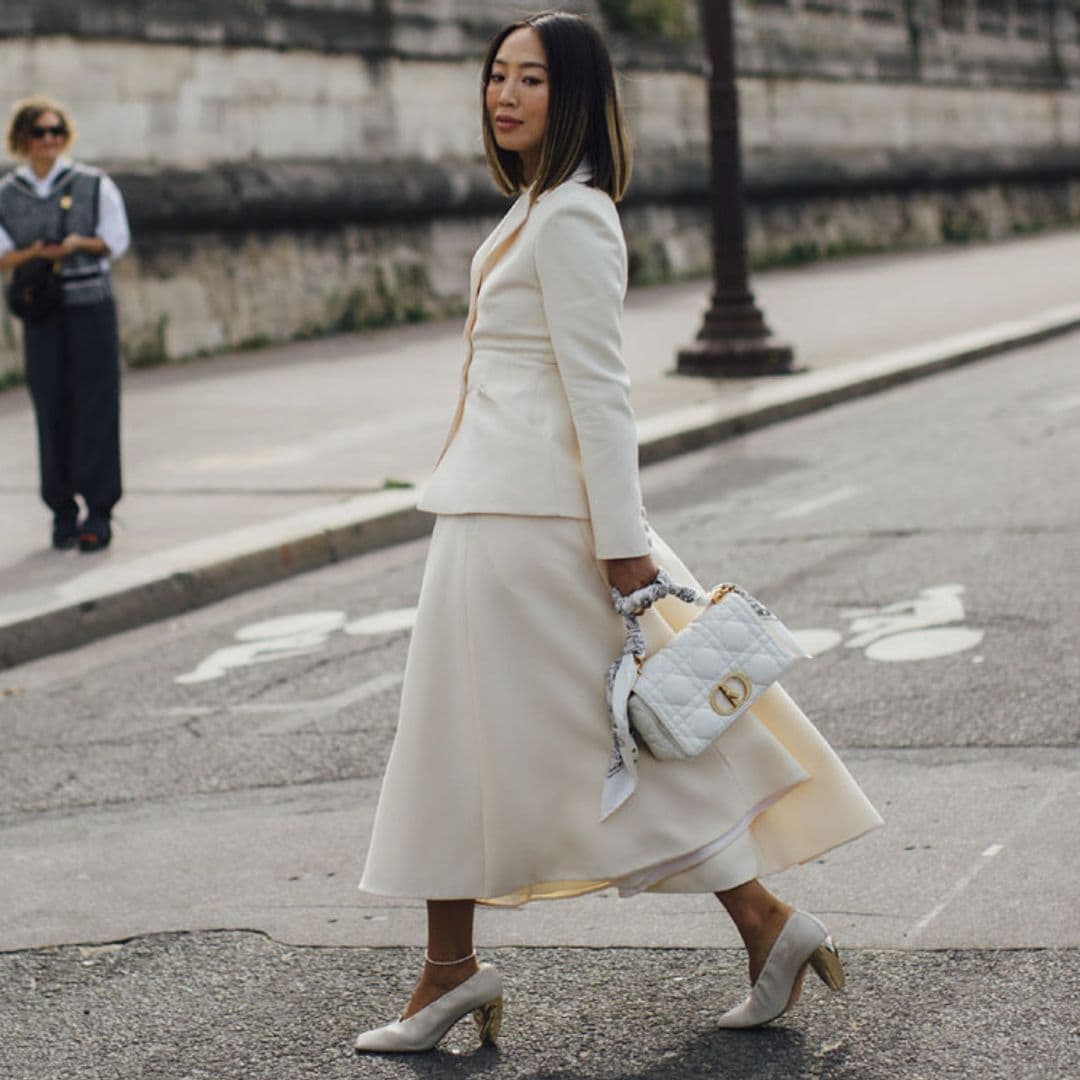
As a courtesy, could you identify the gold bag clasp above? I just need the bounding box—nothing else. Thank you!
[709,672,751,716]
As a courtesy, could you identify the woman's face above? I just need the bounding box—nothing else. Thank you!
[486,26,550,181]
[25,110,68,169]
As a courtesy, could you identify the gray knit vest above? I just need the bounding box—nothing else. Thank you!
[0,163,112,306]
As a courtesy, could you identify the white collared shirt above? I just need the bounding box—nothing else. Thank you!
[0,157,130,267]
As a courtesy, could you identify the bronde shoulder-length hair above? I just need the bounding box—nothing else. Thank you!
[5,97,76,158]
[481,11,632,202]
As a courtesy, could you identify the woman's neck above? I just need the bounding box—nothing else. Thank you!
[28,156,58,180]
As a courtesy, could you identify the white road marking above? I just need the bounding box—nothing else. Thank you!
[1043,392,1080,414]
[863,626,985,662]
[775,484,863,520]
[344,608,417,636]
[769,585,984,665]
[843,585,968,648]
[176,607,416,684]
[234,612,345,642]
[790,585,987,662]
[176,611,347,684]
[175,635,329,684]
[908,781,1061,944]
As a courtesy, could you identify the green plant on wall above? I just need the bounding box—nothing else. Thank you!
[127,314,170,369]
[0,368,24,393]
[597,0,693,40]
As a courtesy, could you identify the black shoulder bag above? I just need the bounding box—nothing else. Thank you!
[4,192,71,323]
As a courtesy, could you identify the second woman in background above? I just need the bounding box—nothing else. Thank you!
[0,97,129,553]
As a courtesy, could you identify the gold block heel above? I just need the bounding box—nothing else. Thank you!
[473,997,503,1045]
[809,938,845,992]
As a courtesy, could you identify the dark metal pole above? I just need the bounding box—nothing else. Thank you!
[676,0,794,376]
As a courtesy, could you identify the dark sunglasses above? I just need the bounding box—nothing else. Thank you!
[29,125,67,139]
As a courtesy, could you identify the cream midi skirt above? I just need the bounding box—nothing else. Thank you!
[359,514,882,905]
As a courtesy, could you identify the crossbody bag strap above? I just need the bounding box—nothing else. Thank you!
[48,187,73,276]
[0,173,11,237]
[58,188,70,241]
[50,168,76,241]
[90,173,102,235]
[49,167,74,193]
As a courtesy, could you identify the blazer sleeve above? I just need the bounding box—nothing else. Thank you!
[534,193,651,560]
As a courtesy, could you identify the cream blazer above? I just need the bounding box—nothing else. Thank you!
[419,167,650,560]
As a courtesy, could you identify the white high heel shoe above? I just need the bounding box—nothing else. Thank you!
[354,963,503,1053]
[718,910,845,1029]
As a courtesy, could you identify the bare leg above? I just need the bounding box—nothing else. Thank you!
[401,899,480,1019]
[715,880,793,984]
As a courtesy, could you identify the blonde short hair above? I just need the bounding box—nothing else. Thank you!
[6,97,76,158]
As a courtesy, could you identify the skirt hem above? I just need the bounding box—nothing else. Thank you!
[358,794,883,908]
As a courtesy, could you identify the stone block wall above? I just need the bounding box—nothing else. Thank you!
[0,0,1077,375]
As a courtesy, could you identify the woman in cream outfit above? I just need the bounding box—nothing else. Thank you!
[356,12,881,1054]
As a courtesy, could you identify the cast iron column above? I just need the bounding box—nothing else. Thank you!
[676,0,793,376]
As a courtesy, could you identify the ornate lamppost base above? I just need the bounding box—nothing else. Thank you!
[676,336,795,377]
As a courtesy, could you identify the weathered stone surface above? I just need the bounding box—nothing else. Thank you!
[104,215,494,370]
[625,175,1080,281]
[0,0,506,58]
[3,172,1074,380]
[112,161,502,231]
[0,0,1077,376]
[2,0,1076,88]
[97,144,1080,236]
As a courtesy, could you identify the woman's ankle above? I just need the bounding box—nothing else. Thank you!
[716,882,790,929]
[424,954,480,987]
[740,898,790,934]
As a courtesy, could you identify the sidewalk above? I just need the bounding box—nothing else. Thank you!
[3,228,1079,669]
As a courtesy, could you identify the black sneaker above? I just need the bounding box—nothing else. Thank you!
[52,517,79,550]
[78,516,112,553]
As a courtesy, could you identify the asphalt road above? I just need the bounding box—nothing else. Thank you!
[1,333,1078,1078]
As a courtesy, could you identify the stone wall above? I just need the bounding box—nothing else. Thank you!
[0,0,1077,375]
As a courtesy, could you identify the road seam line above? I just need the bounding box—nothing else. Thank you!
[906,778,1064,944]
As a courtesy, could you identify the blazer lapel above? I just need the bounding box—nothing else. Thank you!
[438,191,534,463]
[463,191,531,340]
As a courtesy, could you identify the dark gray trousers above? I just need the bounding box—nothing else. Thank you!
[23,298,122,523]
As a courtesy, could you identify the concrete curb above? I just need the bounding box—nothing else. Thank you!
[2,303,1078,671]
[637,303,1080,463]
[0,492,430,671]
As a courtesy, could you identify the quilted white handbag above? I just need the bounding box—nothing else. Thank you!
[602,569,810,819]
